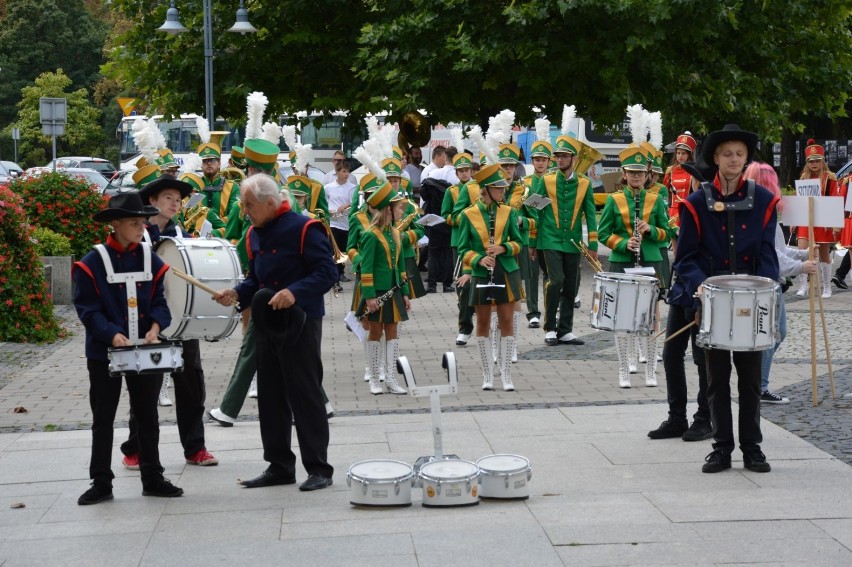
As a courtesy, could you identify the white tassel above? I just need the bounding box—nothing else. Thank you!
[282,125,298,151]
[647,111,663,150]
[379,124,395,158]
[260,121,283,145]
[354,145,387,182]
[467,125,498,165]
[148,117,167,151]
[364,138,386,168]
[535,117,551,142]
[487,109,515,146]
[365,116,382,142]
[245,91,268,140]
[294,143,311,174]
[561,105,576,136]
[195,115,211,144]
[627,104,647,144]
[450,126,465,153]
[132,117,160,165]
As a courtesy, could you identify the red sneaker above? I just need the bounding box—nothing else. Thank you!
[186,449,219,466]
[122,453,140,471]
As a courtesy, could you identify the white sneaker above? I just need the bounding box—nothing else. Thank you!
[528,316,540,328]
[455,333,471,346]
[248,374,258,399]
[158,377,172,407]
[208,408,236,426]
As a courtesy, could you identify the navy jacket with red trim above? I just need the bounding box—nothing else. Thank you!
[234,203,337,319]
[670,176,780,309]
[73,235,171,362]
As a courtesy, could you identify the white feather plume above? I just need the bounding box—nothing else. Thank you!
[353,144,387,182]
[195,116,211,145]
[627,104,647,144]
[132,117,160,164]
[245,91,268,140]
[294,144,311,175]
[182,153,202,174]
[379,124,395,158]
[364,138,385,167]
[148,117,167,151]
[647,111,663,150]
[282,125,298,151]
[561,105,576,136]
[535,117,551,142]
[467,125,498,165]
[260,121,283,145]
[450,126,464,152]
[486,109,515,146]
[365,116,382,142]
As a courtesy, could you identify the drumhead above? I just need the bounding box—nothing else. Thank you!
[349,459,413,481]
[155,238,190,337]
[476,454,530,474]
[594,272,658,285]
[704,275,777,291]
[420,459,478,480]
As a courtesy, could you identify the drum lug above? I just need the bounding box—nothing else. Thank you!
[502,473,510,490]
[346,476,351,488]
[435,480,442,496]
[527,467,533,481]
[393,480,400,496]
[362,480,369,495]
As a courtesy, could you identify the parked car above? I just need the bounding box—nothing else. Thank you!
[44,157,117,177]
[103,169,139,196]
[1,161,23,178]
[0,162,12,187]
[23,167,110,192]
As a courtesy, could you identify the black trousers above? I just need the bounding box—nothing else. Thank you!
[256,318,332,478]
[452,248,475,334]
[122,339,207,459]
[427,230,453,287]
[331,227,348,278]
[661,304,710,425]
[835,252,850,279]
[87,359,164,486]
[705,349,763,453]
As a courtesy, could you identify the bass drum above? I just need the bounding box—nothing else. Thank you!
[157,237,243,341]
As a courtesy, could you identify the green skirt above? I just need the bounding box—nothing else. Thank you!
[405,256,426,299]
[469,264,524,306]
[356,289,409,324]
[350,273,362,312]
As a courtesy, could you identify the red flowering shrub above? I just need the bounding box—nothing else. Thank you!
[0,186,64,342]
[10,172,110,259]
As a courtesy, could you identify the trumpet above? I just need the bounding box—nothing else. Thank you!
[181,199,210,237]
[571,238,602,272]
[318,215,349,265]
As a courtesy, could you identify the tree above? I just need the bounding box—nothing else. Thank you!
[0,0,107,126]
[15,70,104,167]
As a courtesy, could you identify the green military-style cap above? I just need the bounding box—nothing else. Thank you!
[366,181,405,210]
[391,146,403,161]
[198,143,221,160]
[619,145,650,171]
[553,135,579,155]
[359,173,384,194]
[179,172,204,192]
[473,163,509,188]
[479,152,487,166]
[286,175,313,196]
[244,139,280,171]
[132,164,161,188]
[530,140,553,159]
[452,153,474,170]
[381,157,404,178]
[498,143,520,164]
[156,149,179,171]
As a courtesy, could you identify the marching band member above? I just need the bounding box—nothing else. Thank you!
[177,172,226,238]
[521,132,551,330]
[663,132,699,254]
[794,139,839,299]
[598,146,669,388]
[120,178,218,469]
[156,149,181,178]
[198,142,239,236]
[73,193,183,504]
[531,135,598,347]
[384,157,426,299]
[442,152,480,345]
[670,124,779,473]
[457,164,524,391]
[356,182,411,395]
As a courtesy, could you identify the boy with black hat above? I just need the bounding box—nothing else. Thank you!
[118,178,219,471]
[73,193,184,505]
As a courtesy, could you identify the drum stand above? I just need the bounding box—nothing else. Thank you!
[395,353,461,473]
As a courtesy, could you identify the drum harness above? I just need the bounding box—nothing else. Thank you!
[93,242,153,346]
[700,179,756,277]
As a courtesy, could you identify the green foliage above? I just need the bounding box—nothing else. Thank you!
[10,171,111,259]
[0,185,64,343]
[15,70,105,168]
[31,227,73,257]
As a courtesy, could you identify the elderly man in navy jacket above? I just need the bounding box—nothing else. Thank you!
[215,173,338,491]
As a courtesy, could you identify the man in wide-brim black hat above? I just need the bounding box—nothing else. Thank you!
[668,124,780,475]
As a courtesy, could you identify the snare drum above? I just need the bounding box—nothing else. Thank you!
[590,272,659,335]
[108,342,183,377]
[418,459,480,508]
[346,460,416,507]
[157,237,243,341]
[696,275,778,352]
[476,454,532,500]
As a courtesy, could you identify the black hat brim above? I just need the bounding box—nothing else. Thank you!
[251,288,306,346]
[138,177,193,204]
[93,205,160,223]
[699,125,758,176]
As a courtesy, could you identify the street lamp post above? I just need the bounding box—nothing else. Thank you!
[158,0,257,130]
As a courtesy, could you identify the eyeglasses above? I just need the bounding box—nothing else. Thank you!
[202,158,219,164]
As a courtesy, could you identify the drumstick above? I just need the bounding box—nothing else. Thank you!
[654,320,696,342]
[170,267,238,307]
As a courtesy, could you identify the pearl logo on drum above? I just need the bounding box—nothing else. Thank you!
[602,289,615,321]
[757,303,769,335]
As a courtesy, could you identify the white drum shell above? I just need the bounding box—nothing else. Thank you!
[696,275,778,352]
[108,343,183,377]
[157,237,243,341]
[346,460,415,507]
[590,272,659,335]
[418,459,480,508]
[476,454,532,500]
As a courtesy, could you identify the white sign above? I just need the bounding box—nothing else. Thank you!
[523,193,551,210]
[794,179,821,197]
[781,196,844,228]
[344,312,368,342]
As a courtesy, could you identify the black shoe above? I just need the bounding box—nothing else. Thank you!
[426,287,437,294]
[702,449,732,473]
[742,447,771,472]
[832,275,848,290]
[557,333,584,345]
[443,286,455,293]
[142,478,184,498]
[240,469,297,488]
[574,299,581,309]
[545,337,558,346]
[647,419,688,440]
[760,390,790,404]
[299,474,333,492]
[682,420,714,442]
[77,483,113,505]
[340,275,352,283]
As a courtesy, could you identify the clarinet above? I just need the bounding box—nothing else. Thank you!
[633,188,642,267]
[356,276,413,322]
[484,208,498,300]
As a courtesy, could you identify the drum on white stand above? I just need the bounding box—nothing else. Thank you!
[590,272,659,335]
[108,342,184,377]
[157,237,242,341]
[418,459,480,508]
[347,460,416,507]
[476,454,532,500]
[696,275,778,351]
